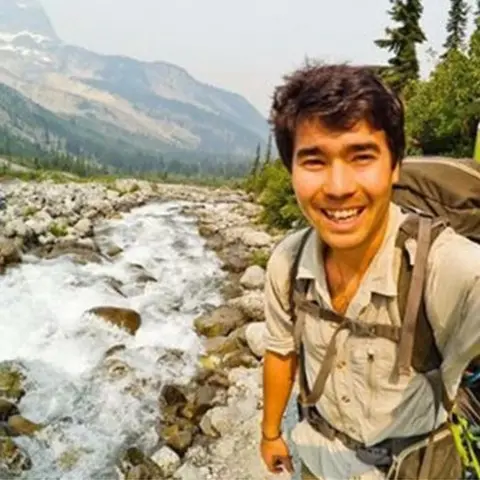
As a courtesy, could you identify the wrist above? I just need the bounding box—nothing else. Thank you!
[261,423,282,441]
[262,431,282,441]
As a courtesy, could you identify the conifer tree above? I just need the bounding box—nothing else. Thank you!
[469,0,480,56]
[443,0,469,55]
[375,0,426,93]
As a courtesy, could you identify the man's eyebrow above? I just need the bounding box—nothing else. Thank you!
[345,142,381,154]
[295,146,324,158]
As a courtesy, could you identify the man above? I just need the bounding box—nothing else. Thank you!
[260,63,480,479]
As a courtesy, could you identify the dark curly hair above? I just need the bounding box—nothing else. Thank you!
[269,62,405,171]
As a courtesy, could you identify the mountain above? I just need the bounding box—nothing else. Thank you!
[0,0,269,175]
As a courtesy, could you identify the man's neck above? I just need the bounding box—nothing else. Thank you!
[325,212,391,281]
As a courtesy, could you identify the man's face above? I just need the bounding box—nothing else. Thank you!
[291,117,399,252]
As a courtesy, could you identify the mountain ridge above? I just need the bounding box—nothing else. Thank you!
[0,0,268,175]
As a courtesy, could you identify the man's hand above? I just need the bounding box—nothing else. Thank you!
[261,436,294,474]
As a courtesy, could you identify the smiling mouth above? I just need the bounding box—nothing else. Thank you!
[321,207,365,222]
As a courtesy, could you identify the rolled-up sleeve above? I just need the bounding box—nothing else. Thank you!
[264,239,296,356]
[425,228,480,399]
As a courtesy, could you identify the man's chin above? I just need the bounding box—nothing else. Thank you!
[314,228,367,253]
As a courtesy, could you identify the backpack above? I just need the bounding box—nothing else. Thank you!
[288,156,480,479]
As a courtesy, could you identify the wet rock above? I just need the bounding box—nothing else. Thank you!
[41,241,104,265]
[193,305,247,338]
[0,362,26,402]
[101,357,134,380]
[117,447,163,479]
[198,355,222,371]
[0,400,19,422]
[160,385,188,411]
[0,237,21,272]
[0,437,32,475]
[179,385,217,422]
[86,306,142,335]
[104,344,126,357]
[106,243,123,257]
[159,421,195,456]
[7,415,43,436]
[57,447,87,472]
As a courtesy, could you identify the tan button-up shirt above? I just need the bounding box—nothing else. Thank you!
[264,203,480,479]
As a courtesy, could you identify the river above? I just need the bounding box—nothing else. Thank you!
[0,200,226,479]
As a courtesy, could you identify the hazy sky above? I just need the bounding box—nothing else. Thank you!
[40,0,476,116]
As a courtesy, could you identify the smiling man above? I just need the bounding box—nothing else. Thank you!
[260,63,480,479]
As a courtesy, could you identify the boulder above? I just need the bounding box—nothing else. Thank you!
[86,306,141,335]
[193,305,247,338]
[0,237,21,272]
[150,446,181,478]
[0,362,26,402]
[0,400,19,422]
[117,447,163,479]
[7,415,43,436]
[0,437,32,474]
[228,291,265,322]
[245,323,267,358]
[240,265,265,290]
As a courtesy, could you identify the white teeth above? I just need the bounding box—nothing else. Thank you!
[324,208,362,221]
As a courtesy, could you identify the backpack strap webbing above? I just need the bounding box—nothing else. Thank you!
[394,213,453,413]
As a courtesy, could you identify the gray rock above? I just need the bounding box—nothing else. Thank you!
[245,322,267,358]
[240,265,265,290]
[150,446,181,478]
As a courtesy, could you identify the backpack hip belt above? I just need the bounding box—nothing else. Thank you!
[297,398,437,470]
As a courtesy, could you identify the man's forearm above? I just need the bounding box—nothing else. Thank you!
[262,350,297,437]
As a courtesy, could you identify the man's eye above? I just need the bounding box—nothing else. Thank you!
[353,154,375,162]
[304,158,325,166]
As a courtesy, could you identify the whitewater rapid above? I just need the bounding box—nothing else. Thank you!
[0,200,226,479]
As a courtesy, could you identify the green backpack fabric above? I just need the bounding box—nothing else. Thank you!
[392,156,480,243]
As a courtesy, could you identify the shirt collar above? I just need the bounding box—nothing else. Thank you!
[296,203,407,299]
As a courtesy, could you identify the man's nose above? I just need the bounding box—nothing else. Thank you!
[323,161,356,198]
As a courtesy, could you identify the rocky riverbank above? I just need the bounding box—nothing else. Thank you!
[148,194,299,480]
[0,178,295,479]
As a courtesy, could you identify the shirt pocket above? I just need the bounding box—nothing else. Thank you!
[302,310,335,365]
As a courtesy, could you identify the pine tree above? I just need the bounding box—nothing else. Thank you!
[469,0,480,56]
[250,143,261,176]
[375,0,426,93]
[264,133,272,165]
[443,0,469,55]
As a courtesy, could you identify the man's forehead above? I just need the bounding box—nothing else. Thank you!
[293,118,386,154]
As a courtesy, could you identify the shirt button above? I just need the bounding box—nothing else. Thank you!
[336,360,346,369]
[341,395,350,403]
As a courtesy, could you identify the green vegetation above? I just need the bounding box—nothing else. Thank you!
[243,1,480,232]
[375,0,426,93]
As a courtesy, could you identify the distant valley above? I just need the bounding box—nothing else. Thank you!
[0,0,269,176]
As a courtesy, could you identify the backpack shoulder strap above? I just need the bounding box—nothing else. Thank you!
[288,226,313,325]
[395,213,448,376]
[395,213,453,413]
